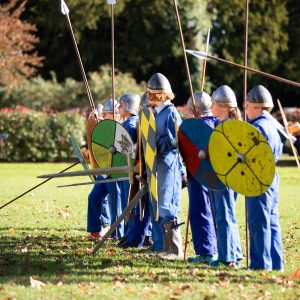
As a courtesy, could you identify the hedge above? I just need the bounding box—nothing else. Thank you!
[0,110,86,162]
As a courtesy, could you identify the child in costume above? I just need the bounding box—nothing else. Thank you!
[185,92,218,264]
[116,93,152,248]
[209,85,243,268]
[245,85,283,271]
[147,72,183,259]
[84,98,124,239]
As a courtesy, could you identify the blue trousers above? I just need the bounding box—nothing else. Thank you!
[87,176,110,233]
[210,188,243,263]
[122,196,152,247]
[108,182,124,238]
[246,173,283,270]
[157,154,182,224]
[188,173,217,256]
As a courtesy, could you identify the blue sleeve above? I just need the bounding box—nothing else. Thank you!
[123,118,138,144]
[156,108,182,154]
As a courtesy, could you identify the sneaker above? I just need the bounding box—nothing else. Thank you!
[99,225,110,238]
[188,254,218,264]
[143,236,153,247]
[209,260,240,269]
[89,232,100,240]
[140,246,162,255]
[117,237,127,247]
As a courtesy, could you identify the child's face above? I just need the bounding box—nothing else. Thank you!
[147,92,165,107]
[118,101,126,117]
[211,101,229,120]
[102,112,115,120]
[245,101,263,120]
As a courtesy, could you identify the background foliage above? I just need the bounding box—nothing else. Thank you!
[1,0,299,107]
[0,66,144,111]
[0,110,85,161]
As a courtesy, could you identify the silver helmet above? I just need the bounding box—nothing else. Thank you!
[119,93,140,116]
[147,73,172,93]
[247,85,274,108]
[140,92,148,108]
[96,103,103,116]
[211,85,237,108]
[187,92,212,116]
[102,98,119,113]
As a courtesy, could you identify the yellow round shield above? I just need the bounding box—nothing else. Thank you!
[208,120,275,196]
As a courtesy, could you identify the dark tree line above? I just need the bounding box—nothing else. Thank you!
[4,0,300,107]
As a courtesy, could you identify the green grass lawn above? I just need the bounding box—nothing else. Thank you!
[0,163,299,299]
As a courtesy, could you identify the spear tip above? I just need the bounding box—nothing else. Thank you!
[61,0,69,15]
[107,0,118,5]
[186,49,208,60]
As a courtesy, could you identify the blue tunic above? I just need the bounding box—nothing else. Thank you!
[188,115,218,256]
[246,114,283,270]
[154,102,182,224]
[209,118,243,263]
[119,115,152,247]
[119,115,139,211]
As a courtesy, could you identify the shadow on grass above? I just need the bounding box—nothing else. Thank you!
[0,229,213,286]
[0,228,294,289]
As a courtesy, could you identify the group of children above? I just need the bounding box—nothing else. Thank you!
[84,72,288,271]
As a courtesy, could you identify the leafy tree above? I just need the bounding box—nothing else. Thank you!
[21,0,212,105]
[273,0,300,106]
[206,0,289,105]
[0,0,43,89]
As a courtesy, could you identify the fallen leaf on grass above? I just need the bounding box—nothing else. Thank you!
[8,227,15,234]
[264,291,272,297]
[78,282,88,294]
[188,268,199,276]
[58,210,70,219]
[21,247,28,253]
[289,267,300,279]
[86,247,93,254]
[57,281,63,287]
[113,281,124,289]
[173,284,193,296]
[174,289,184,296]
[107,248,117,255]
[285,280,295,288]
[30,276,45,289]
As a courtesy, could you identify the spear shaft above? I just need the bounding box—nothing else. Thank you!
[110,3,116,119]
[243,0,250,269]
[61,1,95,111]
[186,50,300,89]
[200,28,210,92]
[277,99,300,170]
[0,162,79,210]
[172,0,196,114]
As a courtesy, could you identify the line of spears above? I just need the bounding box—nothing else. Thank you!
[1,0,300,270]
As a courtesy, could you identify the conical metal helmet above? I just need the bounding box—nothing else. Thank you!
[187,92,212,116]
[102,98,119,113]
[119,93,140,116]
[211,85,237,108]
[247,85,274,108]
[147,73,172,93]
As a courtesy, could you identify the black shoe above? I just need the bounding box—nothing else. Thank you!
[117,237,127,247]
[143,236,153,247]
